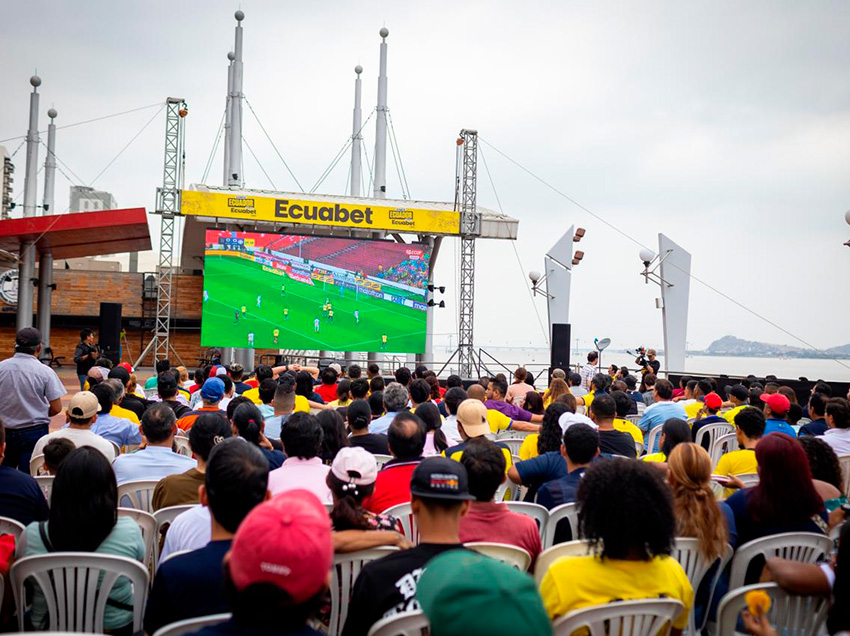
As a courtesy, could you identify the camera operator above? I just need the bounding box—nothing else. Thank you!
[73,328,100,390]
[634,347,660,376]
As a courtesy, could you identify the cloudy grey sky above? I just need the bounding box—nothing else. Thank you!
[2,0,850,356]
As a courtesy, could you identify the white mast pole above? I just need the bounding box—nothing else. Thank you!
[373,28,389,199]
[223,52,234,185]
[17,75,41,331]
[37,107,57,349]
[351,65,363,197]
[228,11,244,187]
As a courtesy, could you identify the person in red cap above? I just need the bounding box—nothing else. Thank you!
[761,393,796,437]
[690,392,729,450]
[188,489,333,636]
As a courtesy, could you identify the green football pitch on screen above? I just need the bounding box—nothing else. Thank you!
[200,232,429,353]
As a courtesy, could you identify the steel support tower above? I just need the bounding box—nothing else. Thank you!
[136,98,186,367]
[458,129,479,378]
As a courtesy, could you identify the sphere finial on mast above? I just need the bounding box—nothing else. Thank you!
[227,51,235,61]
[47,108,57,119]
[379,27,389,39]
[355,65,363,75]
[30,75,42,88]
[235,9,244,21]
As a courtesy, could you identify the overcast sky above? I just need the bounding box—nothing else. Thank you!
[2,0,850,357]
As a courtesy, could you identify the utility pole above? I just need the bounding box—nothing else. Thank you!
[223,51,234,185]
[37,107,57,350]
[373,28,388,199]
[17,76,41,332]
[344,65,364,370]
[457,129,479,378]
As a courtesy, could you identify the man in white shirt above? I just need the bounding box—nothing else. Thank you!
[268,413,332,503]
[441,387,466,446]
[369,382,409,435]
[32,391,116,461]
[579,353,599,390]
[823,398,850,456]
[113,403,196,484]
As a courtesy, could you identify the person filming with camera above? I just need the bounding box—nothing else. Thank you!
[634,347,660,376]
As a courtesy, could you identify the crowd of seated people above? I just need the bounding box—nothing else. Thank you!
[1,328,850,635]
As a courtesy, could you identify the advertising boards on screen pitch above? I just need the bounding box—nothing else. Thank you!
[201,229,430,353]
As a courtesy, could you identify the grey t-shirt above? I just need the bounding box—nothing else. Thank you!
[0,353,66,429]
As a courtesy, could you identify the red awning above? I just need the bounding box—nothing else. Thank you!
[0,208,151,260]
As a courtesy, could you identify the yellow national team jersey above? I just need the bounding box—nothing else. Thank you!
[445,441,513,474]
[722,405,746,426]
[111,404,140,425]
[519,434,539,461]
[685,401,704,419]
[293,394,310,413]
[382,335,387,343]
[613,419,644,445]
[714,448,756,477]
[581,390,595,407]
[486,408,513,434]
[642,452,667,463]
[541,555,693,628]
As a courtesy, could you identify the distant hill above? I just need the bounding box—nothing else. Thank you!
[702,335,850,359]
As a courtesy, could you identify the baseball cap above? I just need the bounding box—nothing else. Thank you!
[15,327,41,348]
[117,362,134,374]
[726,384,748,401]
[215,366,228,377]
[68,391,101,419]
[551,368,566,379]
[108,366,130,384]
[456,399,490,438]
[328,363,342,375]
[761,392,791,415]
[228,490,332,602]
[331,447,378,486]
[704,392,723,409]
[201,377,225,401]
[409,457,475,502]
[157,372,178,391]
[417,550,552,636]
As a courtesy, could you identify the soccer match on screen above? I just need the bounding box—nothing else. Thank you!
[201,230,431,353]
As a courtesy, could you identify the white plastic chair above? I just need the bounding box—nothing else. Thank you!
[152,613,231,636]
[0,516,26,542]
[117,479,161,512]
[466,542,532,571]
[505,501,548,540]
[694,422,734,452]
[534,540,593,586]
[10,553,149,633]
[373,454,392,469]
[645,424,663,454]
[382,502,418,544]
[35,475,55,504]
[153,505,198,567]
[499,438,525,457]
[173,436,193,457]
[728,532,833,590]
[838,455,850,495]
[367,610,430,636]
[736,473,760,487]
[117,507,157,573]
[158,549,192,566]
[543,503,580,549]
[496,430,532,441]
[710,432,738,467]
[552,598,685,636]
[29,453,46,476]
[626,414,642,426]
[671,539,733,635]
[144,388,158,400]
[716,582,829,636]
[109,440,121,458]
[330,547,399,636]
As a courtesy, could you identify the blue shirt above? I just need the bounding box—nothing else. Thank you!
[764,418,796,437]
[91,413,142,448]
[112,445,197,484]
[798,419,828,437]
[536,467,587,510]
[257,404,274,418]
[370,411,402,435]
[144,539,232,635]
[514,451,568,501]
[638,401,688,433]
[260,447,286,470]
[0,465,49,526]
[0,353,66,429]
[265,413,291,440]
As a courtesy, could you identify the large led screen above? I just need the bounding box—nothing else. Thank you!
[201,230,430,353]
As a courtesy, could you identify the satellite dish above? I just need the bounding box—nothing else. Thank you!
[595,338,611,351]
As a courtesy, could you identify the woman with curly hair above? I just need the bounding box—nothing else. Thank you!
[797,435,846,510]
[540,459,694,634]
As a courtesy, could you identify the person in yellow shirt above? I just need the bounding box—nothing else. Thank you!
[641,418,691,463]
[721,384,749,425]
[542,377,570,409]
[466,383,539,435]
[540,459,694,632]
[443,399,513,474]
[611,391,644,448]
[103,379,140,425]
[579,374,608,409]
[713,406,763,497]
[684,380,714,420]
[518,402,572,461]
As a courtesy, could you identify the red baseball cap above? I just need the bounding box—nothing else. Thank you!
[760,392,790,416]
[704,392,723,409]
[228,490,333,602]
[117,362,134,374]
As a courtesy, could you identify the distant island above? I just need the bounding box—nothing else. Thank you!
[691,335,850,360]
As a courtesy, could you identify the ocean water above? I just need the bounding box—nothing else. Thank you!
[437,346,850,383]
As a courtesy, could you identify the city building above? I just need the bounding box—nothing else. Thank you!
[1,146,13,220]
[69,185,116,212]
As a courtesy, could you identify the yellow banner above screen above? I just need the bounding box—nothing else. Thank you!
[181,190,461,235]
